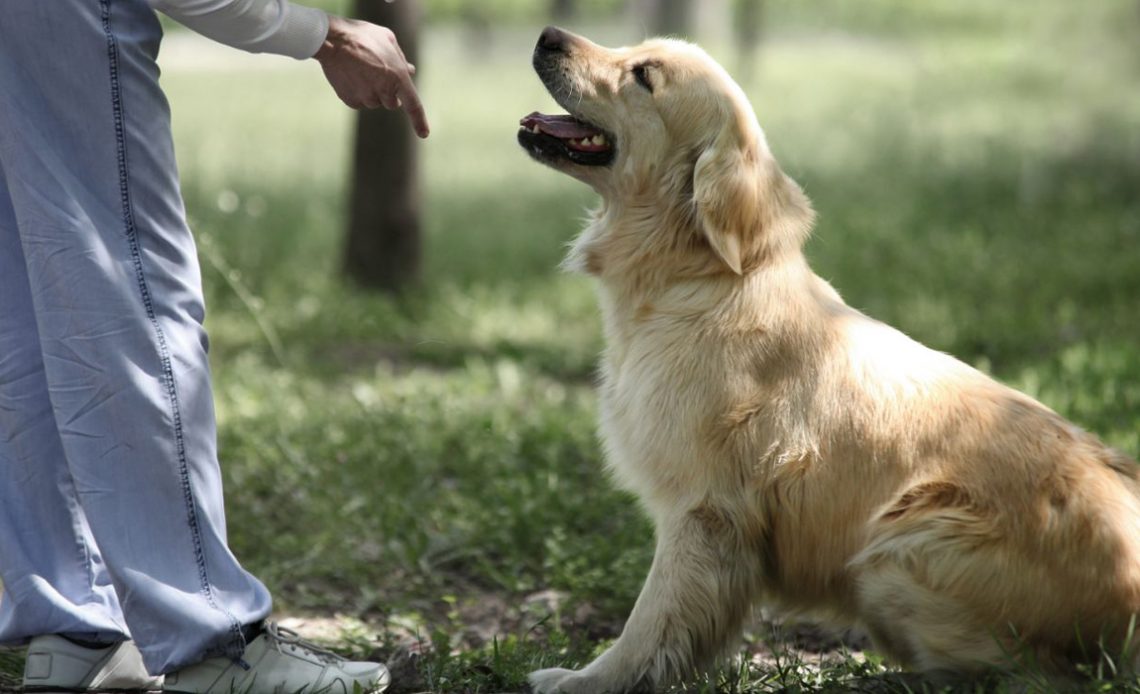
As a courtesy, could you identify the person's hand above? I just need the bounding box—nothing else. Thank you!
[314,15,429,138]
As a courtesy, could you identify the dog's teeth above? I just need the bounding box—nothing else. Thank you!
[592,134,605,145]
[532,125,541,134]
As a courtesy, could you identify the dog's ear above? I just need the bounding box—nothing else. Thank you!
[693,118,763,275]
[693,109,812,274]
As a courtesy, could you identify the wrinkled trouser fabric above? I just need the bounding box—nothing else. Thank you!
[0,0,272,674]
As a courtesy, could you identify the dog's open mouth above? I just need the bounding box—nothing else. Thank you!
[518,112,616,167]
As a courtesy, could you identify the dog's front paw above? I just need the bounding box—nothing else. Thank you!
[528,667,583,694]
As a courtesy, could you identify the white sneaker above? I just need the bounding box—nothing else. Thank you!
[23,634,163,692]
[162,623,389,694]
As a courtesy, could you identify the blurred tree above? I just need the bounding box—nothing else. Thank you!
[344,0,421,291]
[734,0,764,80]
[551,0,577,22]
[648,0,693,37]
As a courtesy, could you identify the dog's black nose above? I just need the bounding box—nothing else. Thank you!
[537,26,568,53]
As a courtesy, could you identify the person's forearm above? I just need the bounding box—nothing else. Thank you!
[149,0,328,59]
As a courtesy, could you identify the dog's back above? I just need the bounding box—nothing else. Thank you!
[522,27,1140,693]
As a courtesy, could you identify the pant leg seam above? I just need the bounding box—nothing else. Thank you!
[99,0,245,657]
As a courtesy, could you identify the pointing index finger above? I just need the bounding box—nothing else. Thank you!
[398,74,429,138]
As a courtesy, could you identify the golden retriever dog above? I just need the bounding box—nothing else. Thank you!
[517,26,1140,693]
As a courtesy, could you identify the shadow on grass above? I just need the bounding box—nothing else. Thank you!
[799,115,1140,371]
[316,337,597,384]
[191,109,1140,372]
[0,648,21,691]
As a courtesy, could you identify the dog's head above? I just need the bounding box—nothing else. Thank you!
[519,27,813,277]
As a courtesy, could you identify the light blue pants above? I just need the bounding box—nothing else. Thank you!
[0,0,272,675]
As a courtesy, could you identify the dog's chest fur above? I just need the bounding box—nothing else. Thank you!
[590,279,755,517]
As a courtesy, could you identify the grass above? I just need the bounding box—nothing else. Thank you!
[3,0,1140,691]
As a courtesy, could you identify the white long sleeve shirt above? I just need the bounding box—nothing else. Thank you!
[148,0,329,60]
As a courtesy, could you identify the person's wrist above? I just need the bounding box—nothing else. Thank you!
[314,14,348,63]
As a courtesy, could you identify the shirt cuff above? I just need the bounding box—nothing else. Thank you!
[259,3,329,59]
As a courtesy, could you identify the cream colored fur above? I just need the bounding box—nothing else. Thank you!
[523,29,1140,694]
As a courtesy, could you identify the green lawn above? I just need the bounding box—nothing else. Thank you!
[3,1,1139,691]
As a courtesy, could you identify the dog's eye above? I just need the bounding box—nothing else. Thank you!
[631,64,654,93]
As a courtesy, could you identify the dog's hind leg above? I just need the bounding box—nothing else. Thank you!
[849,486,1022,674]
[854,556,1010,673]
[854,473,1140,680]
[529,503,764,694]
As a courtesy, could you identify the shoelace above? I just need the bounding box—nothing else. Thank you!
[262,622,345,665]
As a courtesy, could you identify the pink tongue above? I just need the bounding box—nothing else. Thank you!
[521,112,599,139]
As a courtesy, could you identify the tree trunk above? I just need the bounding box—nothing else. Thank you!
[734,0,764,81]
[651,0,693,38]
[343,0,421,292]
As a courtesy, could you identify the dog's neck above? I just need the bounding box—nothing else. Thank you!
[564,192,813,291]
[562,187,844,370]
[561,197,695,281]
